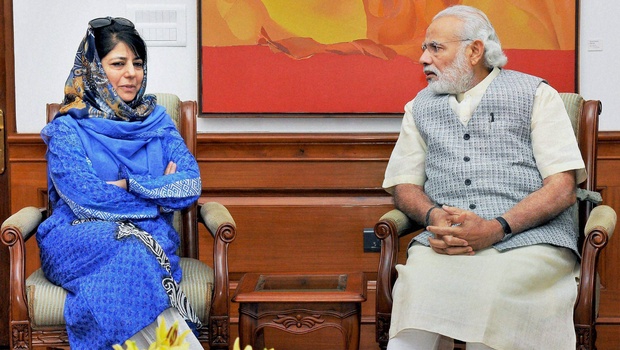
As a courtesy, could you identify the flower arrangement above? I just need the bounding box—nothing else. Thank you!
[113,317,190,350]
[233,337,274,350]
[112,323,275,350]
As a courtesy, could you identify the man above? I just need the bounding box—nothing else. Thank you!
[382,5,585,350]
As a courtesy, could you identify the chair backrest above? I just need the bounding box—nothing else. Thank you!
[45,93,200,258]
[558,93,602,239]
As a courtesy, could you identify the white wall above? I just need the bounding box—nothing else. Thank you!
[578,0,619,131]
[13,0,619,133]
[13,0,200,133]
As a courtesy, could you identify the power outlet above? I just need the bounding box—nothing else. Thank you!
[363,228,381,253]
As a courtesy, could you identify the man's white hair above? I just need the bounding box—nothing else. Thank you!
[434,5,508,69]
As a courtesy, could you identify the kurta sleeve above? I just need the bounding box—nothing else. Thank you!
[43,120,159,221]
[382,98,428,194]
[120,128,201,212]
[530,84,587,184]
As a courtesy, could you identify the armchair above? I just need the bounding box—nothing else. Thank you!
[1,93,236,349]
[374,93,616,350]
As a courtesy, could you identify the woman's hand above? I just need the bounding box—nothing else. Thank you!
[106,179,128,190]
[164,161,177,175]
[105,161,176,190]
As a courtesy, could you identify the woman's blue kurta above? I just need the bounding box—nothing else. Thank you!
[36,105,202,349]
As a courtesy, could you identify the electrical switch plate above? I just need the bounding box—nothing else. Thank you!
[363,228,381,253]
[126,4,187,47]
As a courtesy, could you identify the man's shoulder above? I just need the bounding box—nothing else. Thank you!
[491,69,547,95]
[499,69,546,83]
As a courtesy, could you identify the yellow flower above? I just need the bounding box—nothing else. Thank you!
[233,337,251,350]
[149,317,191,350]
[112,317,190,350]
[113,340,140,350]
[232,337,274,350]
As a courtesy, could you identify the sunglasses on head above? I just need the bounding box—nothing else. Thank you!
[89,17,135,29]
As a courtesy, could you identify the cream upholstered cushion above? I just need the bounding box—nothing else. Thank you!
[26,258,214,328]
[155,93,181,126]
[152,93,184,255]
[154,93,184,237]
[26,269,66,328]
[559,93,582,140]
[559,93,588,236]
[178,258,214,322]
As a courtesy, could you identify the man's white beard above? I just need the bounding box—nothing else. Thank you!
[426,49,475,94]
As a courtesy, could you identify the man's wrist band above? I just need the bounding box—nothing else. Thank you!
[425,204,441,227]
[495,216,513,242]
[495,216,512,234]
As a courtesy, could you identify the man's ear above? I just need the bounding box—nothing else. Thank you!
[468,40,485,66]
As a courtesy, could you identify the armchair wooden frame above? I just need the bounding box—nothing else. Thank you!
[373,94,616,350]
[1,95,236,349]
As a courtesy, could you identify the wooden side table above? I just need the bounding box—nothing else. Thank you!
[232,272,367,350]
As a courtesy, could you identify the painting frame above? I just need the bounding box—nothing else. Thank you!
[198,0,579,118]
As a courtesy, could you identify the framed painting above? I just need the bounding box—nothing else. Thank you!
[199,0,578,116]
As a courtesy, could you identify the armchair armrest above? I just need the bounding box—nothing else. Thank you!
[575,205,616,330]
[584,204,616,240]
[375,209,422,239]
[1,206,46,326]
[199,202,236,239]
[374,208,423,348]
[1,206,44,244]
[197,201,237,334]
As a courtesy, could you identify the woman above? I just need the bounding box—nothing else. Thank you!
[37,17,203,349]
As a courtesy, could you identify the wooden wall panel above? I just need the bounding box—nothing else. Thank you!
[597,324,620,350]
[197,133,395,194]
[594,134,620,348]
[7,131,620,348]
[7,137,47,278]
[197,197,393,279]
[199,161,389,191]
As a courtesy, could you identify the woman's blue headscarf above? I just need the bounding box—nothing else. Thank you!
[59,26,156,121]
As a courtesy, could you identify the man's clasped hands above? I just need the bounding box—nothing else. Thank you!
[427,205,505,255]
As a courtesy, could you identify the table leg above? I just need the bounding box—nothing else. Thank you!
[239,313,254,349]
[343,311,361,350]
[255,327,266,349]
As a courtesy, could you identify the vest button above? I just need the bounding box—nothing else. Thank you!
[463,133,470,140]
[465,179,471,185]
[469,204,476,209]
[463,156,470,162]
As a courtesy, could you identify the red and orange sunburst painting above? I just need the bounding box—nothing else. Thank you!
[200,0,576,114]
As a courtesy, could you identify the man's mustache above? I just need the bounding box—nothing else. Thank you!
[423,66,438,75]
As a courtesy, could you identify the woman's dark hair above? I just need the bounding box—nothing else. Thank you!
[93,22,147,62]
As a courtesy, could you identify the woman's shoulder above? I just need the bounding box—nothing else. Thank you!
[146,105,177,128]
[40,115,82,144]
[42,114,78,132]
